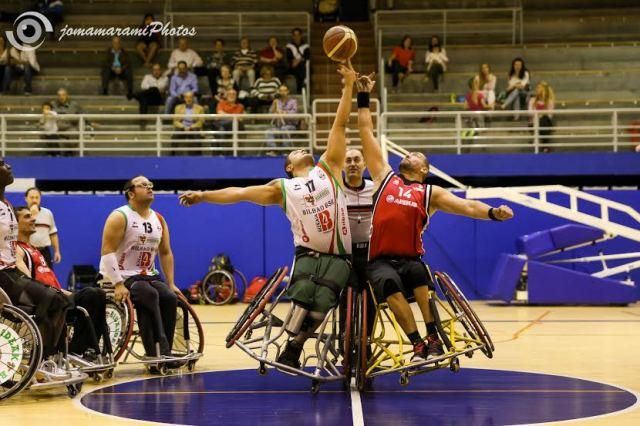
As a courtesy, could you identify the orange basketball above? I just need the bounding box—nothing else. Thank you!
[322,25,358,62]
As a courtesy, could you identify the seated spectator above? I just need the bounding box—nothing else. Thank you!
[51,87,94,140]
[130,63,168,128]
[286,28,309,94]
[528,81,555,152]
[259,36,286,79]
[2,45,40,94]
[386,35,415,90]
[500,57,530,116]
[208,64,239,113]
[201,39,232,95]
[215,89,245,137]
[39,102,60,154]
[232,37,258,89]
[462,76,490,139]
[165,60,198,114]
[136,13,161,67]
[249,65,281,113]
[101,36,133,97]
[478,63,497,109]
[266,85,298,154]
[167,37,203,75]
[172,91,204,155]
[0,35,8,92]
[424,35,447,92]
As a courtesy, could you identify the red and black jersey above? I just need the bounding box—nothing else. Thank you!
[369,172,432,260]
[17,241,62,290]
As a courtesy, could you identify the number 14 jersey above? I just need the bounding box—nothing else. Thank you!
[114,205,164,278]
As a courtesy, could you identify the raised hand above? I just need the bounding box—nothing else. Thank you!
[356,72,376,93]
[492,205,514,221]
[337,59,358,86]
[179,191,204,207]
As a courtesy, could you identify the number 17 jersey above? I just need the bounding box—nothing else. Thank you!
[114,205,164,279]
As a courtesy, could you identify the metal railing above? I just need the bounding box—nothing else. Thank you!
[164,11,311,49]
[381,108,640,154]
[311,98,381,150]
[0,113,313,157]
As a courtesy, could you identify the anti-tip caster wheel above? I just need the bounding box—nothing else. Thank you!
[258,362,267,376]
[311,380,320,395]
[245,329,253,339]
[465,345,474,358]
[449,358,460,373]
[105,369,114,379]
[92,373,103,383]
[187,361,196,372]
[159,364,169,376]
[399,373,409,386]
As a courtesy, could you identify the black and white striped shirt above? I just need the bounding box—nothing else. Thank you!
[232,49,258,68]
[251,77,281,99]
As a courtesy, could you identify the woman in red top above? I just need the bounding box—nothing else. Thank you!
[463,76,490,140]
[259,36,286,79]
[386,36,415,89]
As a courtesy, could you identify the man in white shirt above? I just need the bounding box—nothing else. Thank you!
[1,47,40,94]
[25,187,61,268]
[167,37,203,75]
[130,63,169,117]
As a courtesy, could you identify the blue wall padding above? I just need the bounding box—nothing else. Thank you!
[517,229,555,258]
[9,190,639,300]
[548,225,604,251]
[488,254,526,302]
[527,260,637,305]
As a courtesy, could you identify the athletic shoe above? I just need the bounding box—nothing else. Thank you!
[411,341,429,363]
[276,341,302,369]
[426,333,445,358]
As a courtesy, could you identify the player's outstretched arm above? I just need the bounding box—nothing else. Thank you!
[321,61,357,179]
[179,179,284,208]
[430,185,514,221]
[356,73,392,187]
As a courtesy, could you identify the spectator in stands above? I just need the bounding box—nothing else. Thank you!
[2,46,40,95]
[167,37,203,75]
[286,28,310,94]
[39,102,60,154]
[136,13,161,67]
[500,57,530,117]
[0,35,8,92]
[25,187,61,267]
[259,36,286,79]
[477,63,497,109]
[130,63,168,127]
[215,88,245,137]
[250,65,281,113]
[208,64,239,113]
[101,36,133,97]
[528,81,555,152]
[165,60,198,114]
[232,37,258,89]
[462,76,490,139]
[172,91,204,155]
[202,39,232,96]
[424,35,447,92]
[387,35,415,90]
[266,84,298,154]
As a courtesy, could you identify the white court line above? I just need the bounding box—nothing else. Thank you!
[351,386,364,426]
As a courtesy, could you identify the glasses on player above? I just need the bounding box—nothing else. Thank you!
[125,182,154,192]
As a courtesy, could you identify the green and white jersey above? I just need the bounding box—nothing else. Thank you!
[282,162,352,255]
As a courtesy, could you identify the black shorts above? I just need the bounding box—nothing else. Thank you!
[367,257,433,302]
[348,243,369,291]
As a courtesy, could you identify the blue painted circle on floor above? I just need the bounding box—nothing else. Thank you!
[81,368,637,425]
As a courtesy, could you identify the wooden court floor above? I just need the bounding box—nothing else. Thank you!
[1,302,639,425]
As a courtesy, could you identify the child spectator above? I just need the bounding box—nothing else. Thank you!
[40,102,60,155]
[387,35,415,90]
[424,35,447,91]
[501,57,530,118]
[462,76,490,139]
[478,63,497,109]
[528,81,555,152]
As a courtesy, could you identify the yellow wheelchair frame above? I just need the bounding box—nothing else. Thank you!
[361,271,494,387]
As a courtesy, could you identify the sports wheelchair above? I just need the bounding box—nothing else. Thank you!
[0,287,91,399]
[101,281,205,375]
[226,268,494,393]
[348,271,494,390]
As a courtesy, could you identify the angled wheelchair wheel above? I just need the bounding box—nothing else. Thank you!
[173,297,205,357]
[201,269,236,305]
[103,296,135,361]
[341,287,354,384]
[434,272,494,358]
[355,288,368,392]
[0,304,43,401]
[225,266,288,348]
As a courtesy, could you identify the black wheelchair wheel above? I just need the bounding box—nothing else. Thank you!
[0,304,43,401]
[434,272,494,358]
[225,266,288,348]
[201,269,236,305]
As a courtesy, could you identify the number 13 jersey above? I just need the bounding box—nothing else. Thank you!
[369,172,432,260]
[282,162,352,255]
[114,205,164,278]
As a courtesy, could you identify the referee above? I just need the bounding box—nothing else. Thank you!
[25,187,61,267]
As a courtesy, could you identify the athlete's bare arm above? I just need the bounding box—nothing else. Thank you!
[356,73,392,190]
[15,247,31,277]
[101,211,130,302]
[179,179,284,208]
[430,185,514,220]
[157,216,180,295]
[320,61,358,181]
